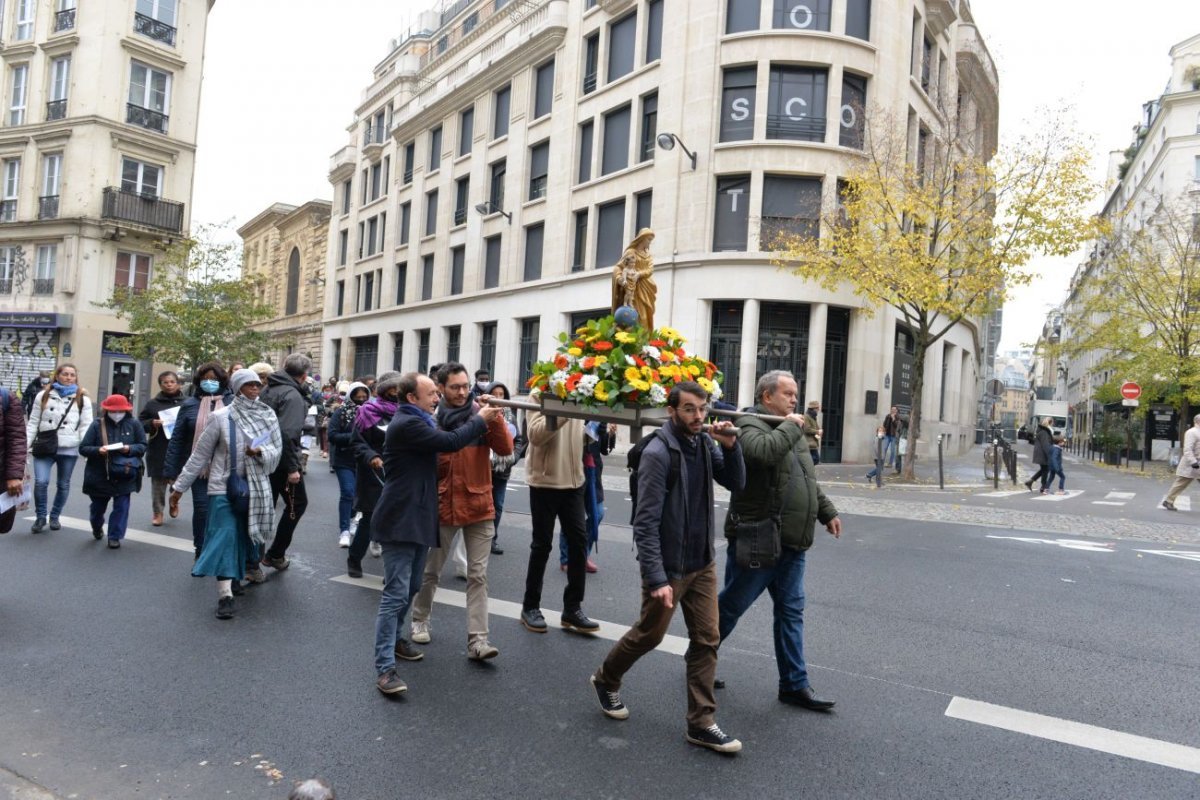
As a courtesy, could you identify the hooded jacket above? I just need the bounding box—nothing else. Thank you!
[261,370,309,474]
[327,382,369,471]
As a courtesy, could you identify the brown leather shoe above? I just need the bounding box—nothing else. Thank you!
[152,513,163,526]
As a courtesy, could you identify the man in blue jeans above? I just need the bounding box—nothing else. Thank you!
[368,371,502,695]
[717,369,842,711]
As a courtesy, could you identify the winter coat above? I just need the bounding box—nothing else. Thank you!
[1176,426,1200,479]
[437,403,514,527]
[1,390,26,480]
[371,405,488,548]
[328,385,369,471]
[727,405,838,551]
[351,399,396,511]
[79,416,147,498]
[490,411,526,481]
[138,390,186,478]
[804,408,821,451]
[261,371,309,475]
[172,405,280,497]
[22,377,47,417]
[163,392,233,479]
[1032,423,1054,466]
[26,389,93,455]
[1049,444,1064,474]
[524,409,584,489]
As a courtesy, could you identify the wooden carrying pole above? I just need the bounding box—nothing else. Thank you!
[480,397,792,439]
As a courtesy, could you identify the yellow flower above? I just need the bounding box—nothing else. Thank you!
[697,377,714,392]
[625,367,642,382]
[615,332,637,344]
[575,326,589,335]
[686,364,701,376]
[593,355,608,366]
[567,347,582,357]
[630,378,651,391]
[594,383,610,401]
[641,366,654,379]
[658,327,685,342]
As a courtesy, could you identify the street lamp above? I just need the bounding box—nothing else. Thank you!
[474,201,512,223]
[656,132,697,170]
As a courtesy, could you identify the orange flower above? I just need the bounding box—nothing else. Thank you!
[660,350,675,362]
[649,339,667,348]
[633,355,647,368]
[566,373,582,391]
[574,340,586,349]
[581,357,595,370]
[527,374,546,388]
[592,341,613,351]
[554,354,569,369]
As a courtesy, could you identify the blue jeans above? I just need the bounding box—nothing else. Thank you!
[883,435,897,467]
[374,542,428,675]
[89,494,131,541]
[33,454,78,520]
[491,476,508,540]
[334,466,357,533]
[718,540,810,691]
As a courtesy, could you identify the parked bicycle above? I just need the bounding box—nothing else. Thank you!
[983,425,1018,483]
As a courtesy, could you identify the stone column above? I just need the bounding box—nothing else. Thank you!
[805,302,828,404]
[737,298,760,407]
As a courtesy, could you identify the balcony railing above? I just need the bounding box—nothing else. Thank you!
[32,278,55,295]
[134,12,176,46]
[46,99,66,121]
[582,72,597,94]
[38,196,59,220]
[528,176,547,200]
[454,207,467,225]
[126,103,168,134]
[101,187,184,233]
[54,8,75,32]
[0,279,11,294]
[0,200,15,222]
[765,114,827,142]
[363,124,387,147]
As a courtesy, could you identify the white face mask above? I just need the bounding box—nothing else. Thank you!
[108,412,127,422]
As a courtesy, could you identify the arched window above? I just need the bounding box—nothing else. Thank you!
[285,247,300,315]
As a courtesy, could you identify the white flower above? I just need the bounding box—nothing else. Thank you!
[577,374,599,397]
[642,345,661,361]
[649,383,667,404]
[549,370,570,391]
[710,381,723,400]
[625,355,637,366]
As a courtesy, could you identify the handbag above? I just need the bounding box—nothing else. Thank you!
[732,451,802,570]
[225,416,251,516]
[100,417,143,481]
[30,397,74,458]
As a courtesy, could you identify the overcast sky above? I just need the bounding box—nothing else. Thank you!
[191,1,1200,354]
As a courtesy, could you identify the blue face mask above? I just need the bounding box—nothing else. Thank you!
[200,379,220,394]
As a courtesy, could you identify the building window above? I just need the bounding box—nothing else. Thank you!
[646,0,664,62]
[392,332,404,371]
[0,246,14,293]
[403,142,415,183]
[417,329,431,374]
[534,60,555,119]
[446,325,461,363]
[596,198,625,267]
[524,223,544,281]
[128,62,171,133]
[840,74,867,149]
[639,93,658,162]
[602,104,632,175]
[421,254,434,301]
[714,174,751,251]
[529,140,549,200]
[353,275,361,312]
[121,157,162,196]
[518,318,540,393]
[395,262,407,305]
[773,0,831,31]
[135,0,177,45]
[607,12,636,83]
[366,215,379,256]
[479,322,497,375]
[761,174,822,248]
[400,202,411,245]
[284,248,300,314]
[0,159,18,222]
[14,0,34,40]
[40,154,61,220]
[338,230,349,266]
[9,65,28,126]
[846,0,870,40]
[493,85,511,139]
[353,335,379,379]
[635,189,653,232]
[454,177,470,226]
[425,189,438,236]
[459,106,474,157]
[450,246,465,295]
[34,244,56,295]
[47,58,69,120]
[726,0,759,33]
[341,179,352,214]
[489,159,506,210]
[720,67,756,142]
[429,125,443,172]
[115,252,151,293]
[484,234,502,289]
[572,209,588,272]
[582,33,599,94]
[363,270,375,312]
[370,161,382,201]
[709,301,744,406]
[767,65,827,142]
[578,120,594,183]
[336,280,345,316]
[921,32,934,91]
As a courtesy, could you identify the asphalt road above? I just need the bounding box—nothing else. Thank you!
[1,456,1198,799]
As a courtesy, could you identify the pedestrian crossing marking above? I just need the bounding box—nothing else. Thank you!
[1093,491,1134,507]
[978,489,1030,498]
[1170,496,1192,511]
[1135,550,1200,563]
[1032,490,1084,502]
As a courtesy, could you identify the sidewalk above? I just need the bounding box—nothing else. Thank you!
[0,766,61,800]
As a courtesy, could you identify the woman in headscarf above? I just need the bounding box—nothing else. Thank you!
[329,382,370,549]
[79,394,147,548]
[170,369,282,620]
[164,362,233,561]
[346,372,402,580]
[26,363,94,533]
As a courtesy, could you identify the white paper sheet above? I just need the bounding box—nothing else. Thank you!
[158,406,180,439]
[0,482,31,513]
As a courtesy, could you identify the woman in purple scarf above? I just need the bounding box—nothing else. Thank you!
[346,372,402,579]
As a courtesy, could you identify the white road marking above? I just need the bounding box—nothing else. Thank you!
[978,489,1030,498]
[945,696,1200,775]
[1032,490,1084,502]
[1093,491,1134,507]
[42,515,194,552]
[1172,496,1192,511]
[1135,550,1200,563]
[986,535,1114,553]
[1091,501,1127,506]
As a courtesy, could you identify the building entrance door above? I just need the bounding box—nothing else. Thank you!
[110,360,136,400]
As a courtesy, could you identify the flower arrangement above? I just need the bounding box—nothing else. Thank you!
[527,314,724,408]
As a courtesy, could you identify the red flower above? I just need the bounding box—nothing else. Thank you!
[566,373,582,391]
[649,339,667,347]
[633,356,647,368]
[554,354,569,369]
[593,341,614,351]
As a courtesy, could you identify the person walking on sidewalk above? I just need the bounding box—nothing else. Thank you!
[26,363,93,533]
[882,406,903,468]
[1025,417,1055,495]
[139,371,186,527]
[1163,414,1200,511]
[345,373,402,578]
[79,394,147,548]
[328,382,369,548]
[590,381,745,754]
[371,372,502,696]
[0,384,26,534]
[804,400,823,465]
[259,354,313,571]
[410,363,513,660]
[1048,434,1067,494]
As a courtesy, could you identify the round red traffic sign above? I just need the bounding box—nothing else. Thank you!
[1120,381,1141,400]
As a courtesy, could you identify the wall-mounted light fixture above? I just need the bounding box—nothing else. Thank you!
[656,132,697,170]
[474,201,512,223]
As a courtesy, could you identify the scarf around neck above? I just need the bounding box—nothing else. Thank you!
[398,402,437,429]
[356,396,399,433]
[52,382,77,397]
[228,394,282,546]
[437,399,486,445]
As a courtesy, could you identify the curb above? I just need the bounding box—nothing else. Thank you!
[0,766,62,800]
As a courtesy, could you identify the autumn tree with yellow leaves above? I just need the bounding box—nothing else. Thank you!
[773,114,1099,478]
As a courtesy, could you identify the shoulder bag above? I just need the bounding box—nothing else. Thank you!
[100,419,143,485]
[225,416,251,516]
[732,450,802,570]
[30,396,77,458]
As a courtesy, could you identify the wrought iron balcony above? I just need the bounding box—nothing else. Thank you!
[454,207,467,226]
[362,123,387,147]
[32,278,55,295]
[101,187,184,233]
[582,72,597,94]
[0,200,15,223]
[528,176,547,200]
[46,99,66,121]
[38,196,59,220]
[126,103,168,134]
[134,12,176,46]
[54,8,75,32]
[0,279,11,294]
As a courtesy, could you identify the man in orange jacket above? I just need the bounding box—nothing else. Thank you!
[410,362,513,660]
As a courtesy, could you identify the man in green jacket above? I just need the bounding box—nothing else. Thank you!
[718,369,842,711]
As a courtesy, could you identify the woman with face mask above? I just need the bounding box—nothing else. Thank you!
[138,371,187,527]
[78,394,148,548]
[25,363,94,533]
[163,361,234,561]
[345,372,403,580]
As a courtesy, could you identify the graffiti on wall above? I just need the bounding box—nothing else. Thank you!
[0,327,59,396]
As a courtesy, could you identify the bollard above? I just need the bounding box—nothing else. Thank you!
[992,438,1000,490]
[937,434,944,491]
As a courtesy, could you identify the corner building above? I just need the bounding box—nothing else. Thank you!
[324,0,998,462]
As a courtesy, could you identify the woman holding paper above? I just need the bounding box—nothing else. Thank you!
[138,371,186,527]
[170,369,282,620]
[79,394,147,548]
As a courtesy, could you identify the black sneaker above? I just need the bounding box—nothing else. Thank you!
[590,675,629,720]
[31,517,47,533]
[520,608,547,633]
[561,608,600,633]
[1162,499,1177,511]
[347,559,363,579]
[230,580,245,597]
[376,670,407,695]
[713,678,726,690]
[394,639,424,662]
[92,527,103,541]
[261,554,290,571]
[215,596,235,620]
[48,518,61,530]
[686,724,742,754]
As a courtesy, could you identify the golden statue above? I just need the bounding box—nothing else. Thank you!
[611,228,657,331]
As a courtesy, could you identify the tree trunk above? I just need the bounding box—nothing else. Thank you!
[902,342,927,481]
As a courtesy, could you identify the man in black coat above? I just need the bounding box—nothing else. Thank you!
[259,353,312,570]
[138,371,186,527]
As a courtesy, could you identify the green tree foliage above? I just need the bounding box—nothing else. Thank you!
[98,225,276,371]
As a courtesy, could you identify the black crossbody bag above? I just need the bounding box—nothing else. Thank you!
[731,451,801,570]
[30,397,77,458]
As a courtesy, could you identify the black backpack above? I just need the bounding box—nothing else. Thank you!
[627,430,680,523]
